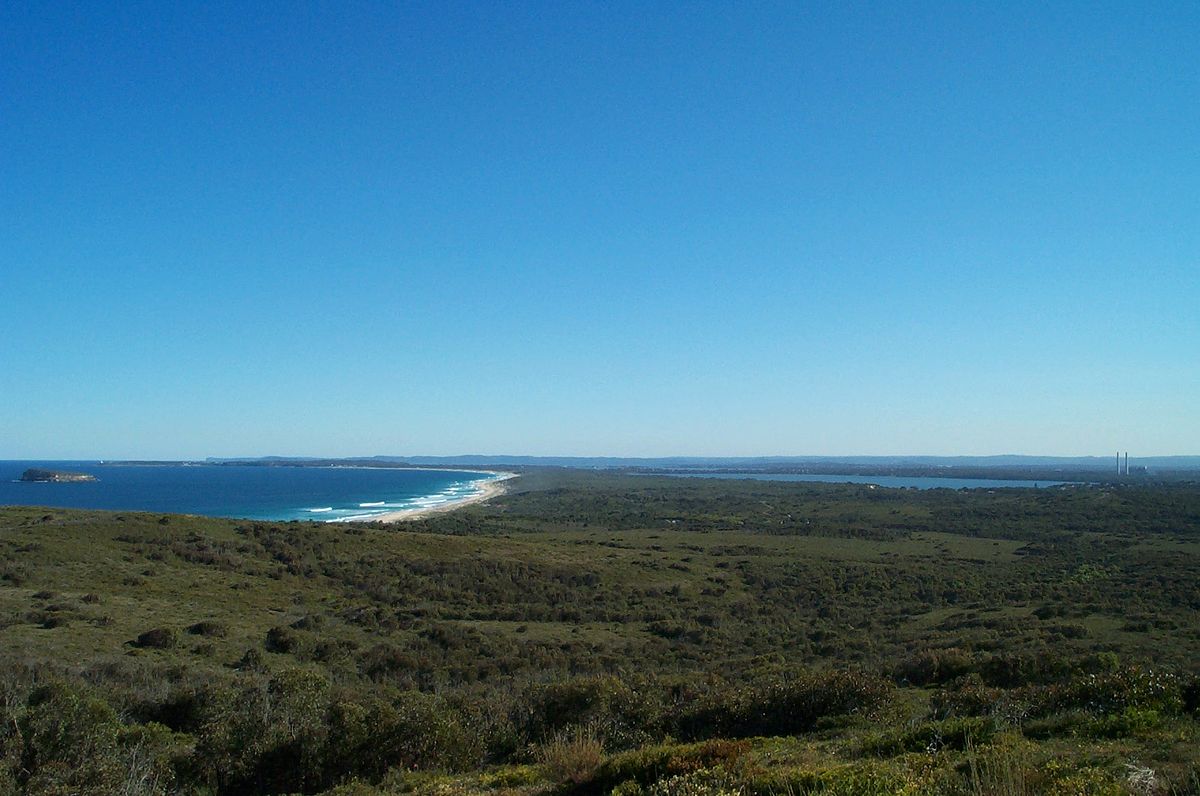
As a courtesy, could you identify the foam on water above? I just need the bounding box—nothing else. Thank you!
[0,462,507,523]
[319,474,499,523]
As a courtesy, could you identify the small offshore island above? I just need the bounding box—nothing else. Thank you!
[18,468,97,483]
[0,462,509,521]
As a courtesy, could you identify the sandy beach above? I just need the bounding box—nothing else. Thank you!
[359,472,517,522]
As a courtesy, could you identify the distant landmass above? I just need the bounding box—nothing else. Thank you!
[77,454,1200,486]
[19,468,97,483]
[159,454,1200,485]
[205,454,1200,471]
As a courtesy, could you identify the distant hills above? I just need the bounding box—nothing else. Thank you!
[207,454,1200,471]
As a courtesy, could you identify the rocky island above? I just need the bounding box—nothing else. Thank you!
[19,468,98,483]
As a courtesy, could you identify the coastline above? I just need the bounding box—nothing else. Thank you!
[342,472,518,523]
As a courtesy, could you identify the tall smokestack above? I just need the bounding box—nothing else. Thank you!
[1117,452,1121,474]
[1125,452,1129,475]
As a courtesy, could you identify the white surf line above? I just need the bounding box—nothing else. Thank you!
[329,472,517,523]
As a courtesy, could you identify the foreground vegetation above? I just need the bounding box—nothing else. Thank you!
[1,471,1198,794]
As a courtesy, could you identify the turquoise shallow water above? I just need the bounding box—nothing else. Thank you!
[0,461,499,522]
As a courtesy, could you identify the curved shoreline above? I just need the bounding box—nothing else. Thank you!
[342,472,517,523]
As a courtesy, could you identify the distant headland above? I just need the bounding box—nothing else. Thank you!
[19,468,97,483]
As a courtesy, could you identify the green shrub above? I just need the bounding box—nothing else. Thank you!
[187,620,228,637]
[745,759,922,796]
[536,725,604,785]
[862,716,994,757]
[190,670,332,793]
[134,628,178,649]
[592,739,751,793]
[1030,667,1182,717]
[264,624,304,654]
[15,681,124,793]
[675,669,891,741]
[930,675,1005,719]
[115,721,185,795]
[893,648,973,686]
[963,734,1034,796]
[236,647,267,671]
[517,674,663,750]
[319,782,386,796]
[190,681,271,791]
[646,768,745,796]
[1028,758,1127,795]
[976,652,1073,688]
[1182,676,1200,715]
[1021,710,1091,740]
[1083,707,1164,739]
[321,691,484,784]
[478,764,541,788]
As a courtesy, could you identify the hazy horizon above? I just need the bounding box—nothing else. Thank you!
[6,452,1199,465]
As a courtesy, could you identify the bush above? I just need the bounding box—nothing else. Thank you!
[189,670,332,793]
[320,691,484,784]
[537,725,605,785]
[976,652,1073,688]
[964,734,1034,796]
[646,769,745,796]
[0,564,29,585]
[744,759,923,796]
[861,716,994,756]
[359,643,419,682]
[1182,676,1200,715]
[893,648,973,686]
[517,675,663,750]
[236,648,267,671]
[930,675,1005,718]
[264,625,303,654]
[674,669,892,740]
[134,628,178,649]
[592,739,751,793]
[1084,707,1164,739]
[1031,667,1182,717]
[115,721,184,795]
[187,620,228,637]
[16,682,125,793]
[291,614,325,630]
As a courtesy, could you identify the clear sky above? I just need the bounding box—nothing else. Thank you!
[2,1,1197,459]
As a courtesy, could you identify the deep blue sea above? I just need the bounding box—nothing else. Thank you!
[0,461,499,522]
[654,472,1071,489]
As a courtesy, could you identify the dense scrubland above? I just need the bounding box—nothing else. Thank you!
[1,471,1198,795]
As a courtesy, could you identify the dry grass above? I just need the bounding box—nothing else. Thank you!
[966,739,1030,796]
[536,725,604,786]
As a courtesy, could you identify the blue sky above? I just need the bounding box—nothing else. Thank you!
[2,1,1197,458]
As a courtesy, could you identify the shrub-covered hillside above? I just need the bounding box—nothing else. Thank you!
[0,472,1198,794]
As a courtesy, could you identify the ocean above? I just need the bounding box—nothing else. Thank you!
[0,461,499,522]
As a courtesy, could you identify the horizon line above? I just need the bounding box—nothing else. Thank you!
[6,453,1200,462]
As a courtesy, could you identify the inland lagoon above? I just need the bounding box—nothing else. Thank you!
[652,472,1073,489]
